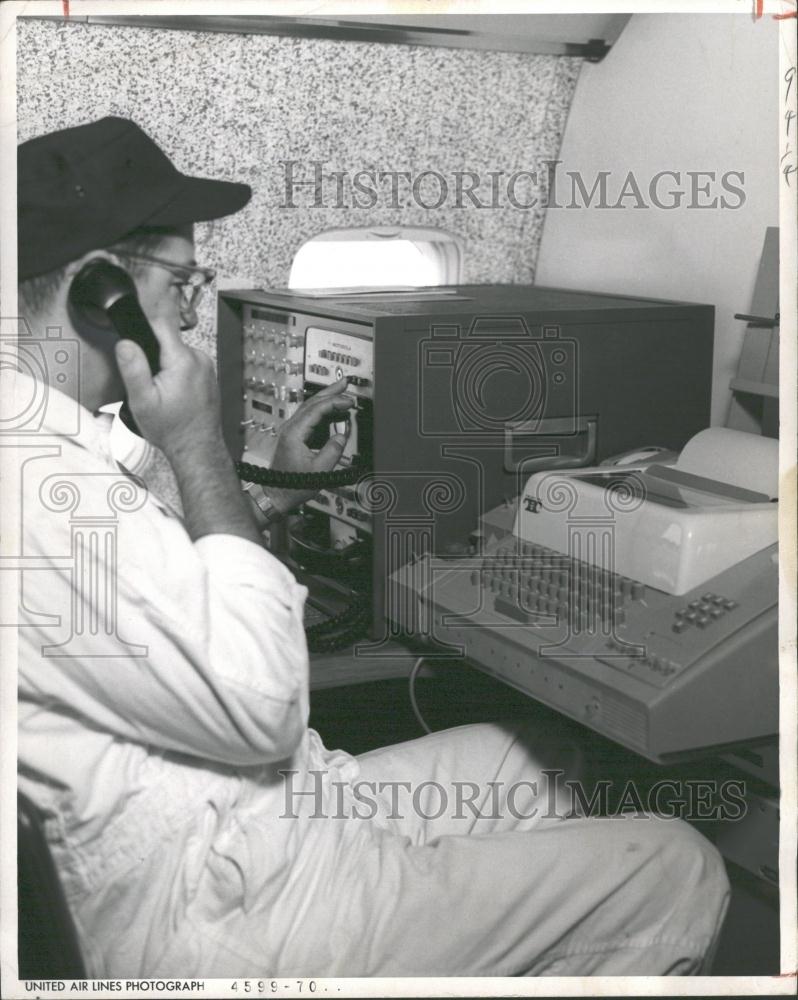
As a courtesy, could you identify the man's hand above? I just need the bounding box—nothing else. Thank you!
[115,325,262,545]
[114,325,224,461]
[266,378,356,514]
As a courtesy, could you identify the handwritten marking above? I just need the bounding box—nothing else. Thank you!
[753,0,797,19]
[783,64,797,188]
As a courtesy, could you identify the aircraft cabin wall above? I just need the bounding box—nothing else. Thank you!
[17,17,582,360]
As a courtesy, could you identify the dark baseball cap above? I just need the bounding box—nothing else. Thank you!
[18,116,252,282]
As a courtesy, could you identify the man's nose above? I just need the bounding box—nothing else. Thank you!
[180,303,199,331]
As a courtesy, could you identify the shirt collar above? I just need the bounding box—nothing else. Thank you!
[8,370,116,463]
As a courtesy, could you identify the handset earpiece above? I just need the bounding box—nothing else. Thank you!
[69,258,161,375]
[69,258,161,436]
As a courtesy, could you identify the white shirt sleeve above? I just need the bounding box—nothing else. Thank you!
[20,493,311,766]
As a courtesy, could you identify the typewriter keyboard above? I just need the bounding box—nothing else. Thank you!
[474,539,647,628]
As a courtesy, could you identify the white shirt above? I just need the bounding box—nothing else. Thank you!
[14,375,361,975]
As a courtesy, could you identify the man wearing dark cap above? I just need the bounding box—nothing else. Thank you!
[14,117,730,980]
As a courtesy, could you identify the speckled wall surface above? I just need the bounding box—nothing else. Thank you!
[17,18,581,356]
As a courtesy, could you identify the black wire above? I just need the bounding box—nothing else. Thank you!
[236,460,365,490]
[307,599,368,634]
[236,462,372,651]
[306,611,371,653]
[305,595,372,653]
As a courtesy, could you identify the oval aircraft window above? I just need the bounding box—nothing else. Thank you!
[288,227,463,291]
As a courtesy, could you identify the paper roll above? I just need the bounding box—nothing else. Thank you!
[677,427,779,499]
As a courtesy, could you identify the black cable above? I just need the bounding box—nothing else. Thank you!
[408,657,433,734]
[288,529,372,652]
[286,539,369,618]
[305,596,372,653]
[236,460,365,490]
[236,462,372,651]
[307,600,368,635]
[306,622,369,654]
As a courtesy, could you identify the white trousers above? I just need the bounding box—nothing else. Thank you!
[273,722,731,977]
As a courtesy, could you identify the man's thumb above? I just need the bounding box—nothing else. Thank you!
[317,433,347,468]
[114,339,152,397]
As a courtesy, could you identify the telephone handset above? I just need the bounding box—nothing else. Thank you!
[68,258,362,489]
[69,259,161,435]
[70,259,162,374]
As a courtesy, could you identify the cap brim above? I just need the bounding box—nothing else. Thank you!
[143,173,252,227]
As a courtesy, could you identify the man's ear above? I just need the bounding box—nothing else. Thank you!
[64,248,125,280]
[65,252,135,345]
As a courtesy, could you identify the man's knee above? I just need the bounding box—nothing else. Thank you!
[650,817,728,882]
[498,719,587,784]
[639,817,731,930]
[675,820,730,905]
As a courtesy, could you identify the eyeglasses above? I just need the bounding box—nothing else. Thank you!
[110,249,216,315]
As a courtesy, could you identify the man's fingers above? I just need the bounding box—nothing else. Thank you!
[115,339,155,399]
[316,433,348,469]
[289,389,355,441]
[312,376,350,399]
[295,377,353,421]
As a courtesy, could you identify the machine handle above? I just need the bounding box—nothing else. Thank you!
[503,415,597,474]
